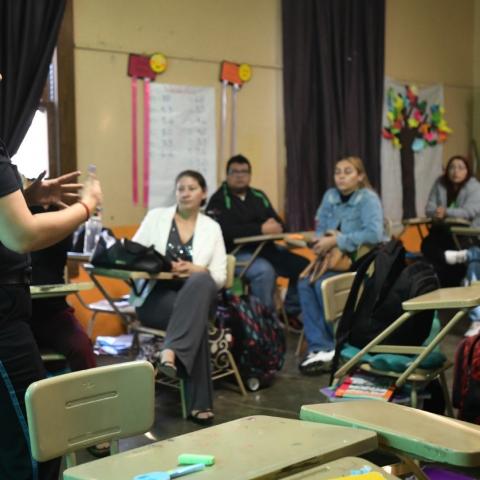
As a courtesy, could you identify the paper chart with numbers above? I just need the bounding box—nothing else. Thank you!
[148,83,216,208]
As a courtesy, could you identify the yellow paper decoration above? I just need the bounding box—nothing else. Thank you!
[238,63,252,82]
[149,52,167,74]
[408,118,419,129]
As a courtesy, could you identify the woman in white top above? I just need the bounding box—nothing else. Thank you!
[133,170,226,424]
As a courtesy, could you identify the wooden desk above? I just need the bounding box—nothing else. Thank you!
[284,456,400,479]
[335,284,480,392]
[30,282,93,299]
[82,264,187,327]
[63,415,378,480]
[300,401,480,468]
[231,233,287,278]
[232,232,313,278]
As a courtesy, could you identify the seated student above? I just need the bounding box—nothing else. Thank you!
[206,154,309,328]
[445,246,480,336]
[133,170,226,425]
[29,207,96,373]
[421,155,480,287]
[29,209,110,458]
[298,156,384,375]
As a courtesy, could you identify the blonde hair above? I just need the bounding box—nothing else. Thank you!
[337,156,372,190]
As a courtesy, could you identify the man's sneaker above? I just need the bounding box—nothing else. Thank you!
[465,321,480,337]
[445,249,468,265]
[298,350,335,375]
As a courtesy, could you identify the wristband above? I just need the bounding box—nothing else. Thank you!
[78,201,91,221]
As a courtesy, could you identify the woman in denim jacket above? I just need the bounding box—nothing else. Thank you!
[298,157,384,375]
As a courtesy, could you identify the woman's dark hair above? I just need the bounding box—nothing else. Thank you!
[442,155,472,205]
[175,170,207,206]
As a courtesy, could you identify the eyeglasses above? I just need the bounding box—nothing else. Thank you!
[228,169,250,176]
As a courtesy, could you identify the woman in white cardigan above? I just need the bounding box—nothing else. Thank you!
[133,170,226,425]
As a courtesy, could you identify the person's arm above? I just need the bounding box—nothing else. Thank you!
[314,192,333,237]
[446,181,480,220]
[425,180,441,218]
[170,223,227,289]
[206,224,227,289]
[23,171,82,207]
[0,177,101,253]
[336,191,384,253]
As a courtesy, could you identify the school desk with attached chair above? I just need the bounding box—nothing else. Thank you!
[300,401,480,480]
[62,415,378,480]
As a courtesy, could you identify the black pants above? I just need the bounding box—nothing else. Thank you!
[0,285,60,480]
[136,272,217,413]
[421,223,466,287]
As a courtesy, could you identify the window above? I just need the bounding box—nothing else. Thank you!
[11,63,59,179]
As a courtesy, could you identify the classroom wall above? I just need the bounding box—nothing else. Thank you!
[72,0,477,226]
[73,0,284,226]
[385,0,475,166]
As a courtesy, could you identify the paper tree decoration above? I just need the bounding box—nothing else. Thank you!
[382,85,452,218]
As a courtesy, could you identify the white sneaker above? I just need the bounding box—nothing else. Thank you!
[464,321,480,337]
[316,350,335,362]
[445,250,468,265]
[300,350,335,368]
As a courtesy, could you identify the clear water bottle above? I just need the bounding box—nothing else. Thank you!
[83,164,102,255]
[83,214,102,255]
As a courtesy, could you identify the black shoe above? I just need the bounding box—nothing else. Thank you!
[188,409,214,426]
[87,442,111,458]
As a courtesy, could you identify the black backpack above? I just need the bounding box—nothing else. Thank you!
[335,239,440,352]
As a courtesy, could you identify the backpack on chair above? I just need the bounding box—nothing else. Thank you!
[216,290,286,391]
[333,239,440,368]
[452,333,480,424]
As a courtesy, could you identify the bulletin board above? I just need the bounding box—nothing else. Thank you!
[148,83,217,207]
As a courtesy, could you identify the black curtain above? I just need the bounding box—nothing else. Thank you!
[0,0,66,155]
[282,0,385,230]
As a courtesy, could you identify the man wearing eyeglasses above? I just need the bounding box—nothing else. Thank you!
[207,154,309,328]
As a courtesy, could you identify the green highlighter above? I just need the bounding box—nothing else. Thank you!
[178,454,215,466]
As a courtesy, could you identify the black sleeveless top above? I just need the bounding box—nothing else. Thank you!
[0,140,30,274]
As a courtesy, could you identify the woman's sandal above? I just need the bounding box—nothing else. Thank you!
[157,360,177,379]
[189,409,214,426]
[158,349,178,379]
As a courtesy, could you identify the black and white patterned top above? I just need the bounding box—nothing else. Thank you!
[165,219,193,263]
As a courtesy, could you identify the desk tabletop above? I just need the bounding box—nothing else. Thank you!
[401,217,432,226]
[84,264,187,281]
[30,282,93,299]
[450,226,480,236]
[402,284,480,310]
[67,252,91,262]
[300,402,480,467]
[283,456,400,479]
[233,233,287,245]
[63,415,377,480]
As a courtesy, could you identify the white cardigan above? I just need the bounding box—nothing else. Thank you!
[133,206,227,290]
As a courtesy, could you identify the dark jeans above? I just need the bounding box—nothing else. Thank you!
[236,244,309,314]
[0,285,60,480]
[421,223,466,287]
[30,306,96,372]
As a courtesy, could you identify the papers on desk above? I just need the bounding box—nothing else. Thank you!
[94,334,133,356]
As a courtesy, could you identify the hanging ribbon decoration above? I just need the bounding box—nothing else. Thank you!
[127,52,167,207]
[218,61,252,163]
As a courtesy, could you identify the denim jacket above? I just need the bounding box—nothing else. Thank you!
[315,187,384,253]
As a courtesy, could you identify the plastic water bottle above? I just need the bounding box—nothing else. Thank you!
[83,164,102,255]
[83,214,102,255]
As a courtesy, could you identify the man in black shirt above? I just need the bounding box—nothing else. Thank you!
[207,155,309,324]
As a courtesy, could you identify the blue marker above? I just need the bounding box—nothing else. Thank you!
[133,463,205,480]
